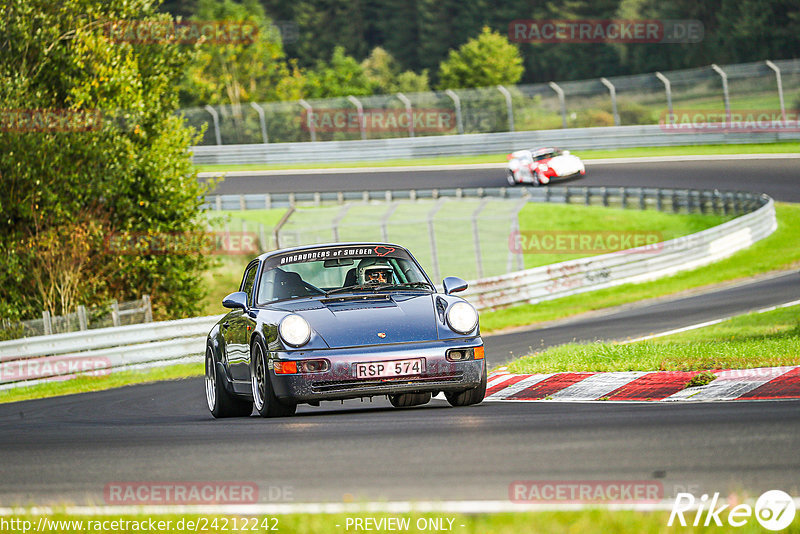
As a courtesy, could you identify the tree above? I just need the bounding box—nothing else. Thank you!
[361,47,430,94]
[303,46,373,98]
[437,27,524,89]
[179,0,305,106]
[0,0,210,321]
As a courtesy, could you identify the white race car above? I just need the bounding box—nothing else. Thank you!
[506,147,586,186]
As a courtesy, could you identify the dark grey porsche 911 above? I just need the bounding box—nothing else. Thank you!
[205,242,486,418]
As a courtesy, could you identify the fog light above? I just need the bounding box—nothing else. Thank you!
[297,359,330,373]
[449,351,465,361]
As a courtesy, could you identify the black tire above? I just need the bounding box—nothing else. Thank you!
[388,392,432,407]
[251,339,296,418]
[206,345,253,418]
[506,171,517,186]
[445,363,487,407]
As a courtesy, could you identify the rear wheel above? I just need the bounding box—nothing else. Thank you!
[388,392,432,407]
[206,345,253,418]
[445,364,487,407]
[251,339,296,418]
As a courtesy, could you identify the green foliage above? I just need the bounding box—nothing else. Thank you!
[685,371,717,388]
[361,47,430,95]
[303,46,373,98]
[437,27,524,89]
[178,0,304,106]
[0,0,211,321]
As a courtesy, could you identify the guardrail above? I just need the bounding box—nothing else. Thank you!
[0,315,222,389]
[0,187,774,389]
[461,193,775,309]
[191,124,800,165]
[202,185,765,212]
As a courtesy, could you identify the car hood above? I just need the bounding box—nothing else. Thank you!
[276,293,439,348]
[547,155,582,175]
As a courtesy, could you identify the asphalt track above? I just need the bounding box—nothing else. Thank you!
[204,157,800,202]
[0,158,798,506]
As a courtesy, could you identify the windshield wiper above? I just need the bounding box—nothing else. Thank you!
[325,284,377,295]
[326,281,433,295]
[373,282,434,291]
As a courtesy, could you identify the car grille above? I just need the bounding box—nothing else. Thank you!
[311,374,464,393]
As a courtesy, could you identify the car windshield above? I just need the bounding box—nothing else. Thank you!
[532,149,561,161]
[256,245,432,303]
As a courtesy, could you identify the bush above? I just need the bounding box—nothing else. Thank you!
[0,0,210,321]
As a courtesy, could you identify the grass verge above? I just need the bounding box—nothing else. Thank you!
[481,202,800,333]
[0,363,202,405]
[4,509,796,533]
[506,304,800,374]
[194,141,799,172]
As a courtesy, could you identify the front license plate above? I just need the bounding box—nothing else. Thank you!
[354,358,425,379]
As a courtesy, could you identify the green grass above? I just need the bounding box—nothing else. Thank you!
[506,304,800,374]
[3,510,796,533]
[518,204,732,269]
[194,142,800,172]
[0,362,202,405]
[480,202,800,333]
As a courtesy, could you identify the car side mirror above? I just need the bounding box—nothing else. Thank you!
[222,291,248,310]
[443,276,468,295]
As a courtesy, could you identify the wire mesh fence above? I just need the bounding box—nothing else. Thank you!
[0,296,153,341]
[181,59,800,145]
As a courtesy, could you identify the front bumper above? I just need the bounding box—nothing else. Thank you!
[269,338,484,403]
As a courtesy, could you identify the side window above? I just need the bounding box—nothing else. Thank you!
[240,262,258,303]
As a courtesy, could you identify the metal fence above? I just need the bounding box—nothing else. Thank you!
[0,296,153,341]
[190,123,800,165]
[0,187,772,389]
[183,59,800,146]
[464,192,775,309]
[206,186,764,284]
[0,315,218,389]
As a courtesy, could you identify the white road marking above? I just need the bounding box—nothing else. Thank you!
[621,299,800,345]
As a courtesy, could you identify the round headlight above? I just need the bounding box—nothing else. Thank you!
[446,301,478,334]
[279,314,312,347]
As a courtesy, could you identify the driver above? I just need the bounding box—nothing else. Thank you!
[359,262,394,284]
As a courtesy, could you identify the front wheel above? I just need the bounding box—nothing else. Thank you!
[251,339,296,418]
[206,345,253,418]
[506,171,517,186]
[445,364,487,407]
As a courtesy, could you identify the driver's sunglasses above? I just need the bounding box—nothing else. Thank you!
[368,272,388,281]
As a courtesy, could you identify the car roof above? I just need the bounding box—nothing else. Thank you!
[256,242,410,262]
